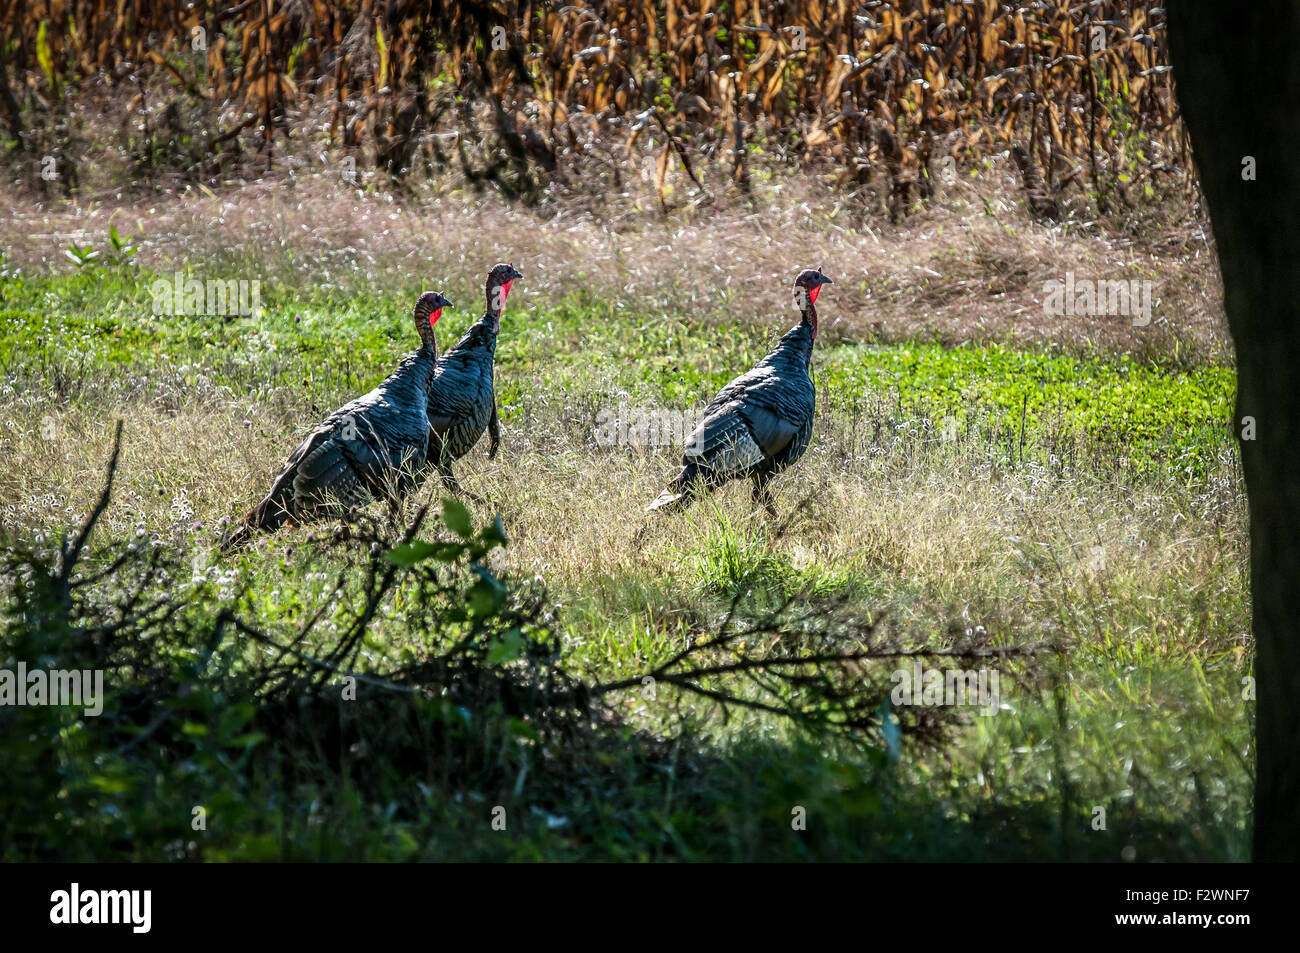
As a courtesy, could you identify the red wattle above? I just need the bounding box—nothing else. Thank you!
[429,308,442,330]
[809,285,821,305]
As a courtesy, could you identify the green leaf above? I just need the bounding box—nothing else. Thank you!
[507,717,541,742]
[386,541,436,565]
[486,628,525,665]
[89,775,130,794]
[65,243,98,267]
[442,497,473,538]
[480,514,508,547]
[387,540,464,566]
[468,573,506,616]
[37,22,60,97]
[228,732,268,749]
[392,827,420,854]
[218,701,256,736]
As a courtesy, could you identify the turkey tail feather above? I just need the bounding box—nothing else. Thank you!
[646,488,689,513]
[219,483,293,553]
[218,522,253,553]
[646,467,702,513]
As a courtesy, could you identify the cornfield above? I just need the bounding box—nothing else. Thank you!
[1,1,1183,211]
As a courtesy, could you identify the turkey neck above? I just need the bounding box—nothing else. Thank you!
[482,285,505,336]
[413,318,438,367]
[801,300,818,340]
[381,343,440,403]
[778,302,815,370]
[413,300,440,357]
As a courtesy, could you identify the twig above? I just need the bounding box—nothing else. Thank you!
[59,420,123,583]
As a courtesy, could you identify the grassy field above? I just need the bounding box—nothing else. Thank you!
[0,177,1251,860]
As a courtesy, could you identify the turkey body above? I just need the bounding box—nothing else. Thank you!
[650,324,814,510]
[221,291,449,551]
[648,268,830,514]
[422,262,521,490]
[425,318,499,467]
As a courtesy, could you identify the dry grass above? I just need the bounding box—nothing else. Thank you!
[0,167,1237,645]
[0,168,1252,859]
[0,163,1229,362]
[1,371,1248,672]
[0,150,1241,658]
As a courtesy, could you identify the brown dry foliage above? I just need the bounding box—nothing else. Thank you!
[2,1,1182,209]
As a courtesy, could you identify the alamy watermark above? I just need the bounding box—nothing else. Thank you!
[0,663,104,716]
[594,402,706,449]
[50,883,150,933]
[150,272,262,317]
[1042,271,1152,326]
[890,661,1000,716]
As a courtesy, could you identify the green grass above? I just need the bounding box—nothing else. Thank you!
[3,266,1233,465]
[0,259,1252,861]
[819,342,1234,472]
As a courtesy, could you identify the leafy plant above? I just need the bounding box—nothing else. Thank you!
[105,226,139,266]
[63,227,138,271]
[63,241,98,269]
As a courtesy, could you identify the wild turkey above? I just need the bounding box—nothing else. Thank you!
[220,290,453,551]
[647,268,832,516]
[423,262,522,494]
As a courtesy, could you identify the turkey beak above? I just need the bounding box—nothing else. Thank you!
[818,274,833,285]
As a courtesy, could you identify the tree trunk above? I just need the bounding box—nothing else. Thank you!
[1169,4,1300,861]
